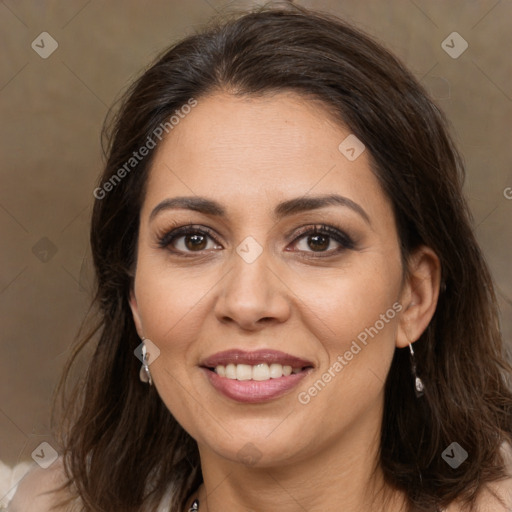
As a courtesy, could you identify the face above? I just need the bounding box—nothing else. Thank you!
[130,91,411,468]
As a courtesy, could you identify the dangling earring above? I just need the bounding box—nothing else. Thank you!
[139,339,153,386]
[408,343,424,397]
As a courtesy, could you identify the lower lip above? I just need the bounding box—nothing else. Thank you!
[201,367,312,403]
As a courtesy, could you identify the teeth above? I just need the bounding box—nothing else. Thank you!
[236,364,252,381]
[225,364,236,379]
[253,363,270,381]
[269,363,283,378]
[214,363,300,381]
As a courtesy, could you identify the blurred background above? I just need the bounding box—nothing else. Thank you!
[1,0,511,504]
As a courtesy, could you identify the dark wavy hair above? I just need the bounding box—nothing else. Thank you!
[54,4,512,511]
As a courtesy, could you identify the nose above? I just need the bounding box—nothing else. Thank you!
[213,249,291,331]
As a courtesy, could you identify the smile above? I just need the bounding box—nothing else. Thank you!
[199,349,314,403]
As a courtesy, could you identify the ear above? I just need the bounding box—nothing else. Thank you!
[396,246,441,349]
[129,289,144,339]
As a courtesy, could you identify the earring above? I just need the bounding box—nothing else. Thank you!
[408,343,424,397]
[188,499,199,511]
[139,340,153,386]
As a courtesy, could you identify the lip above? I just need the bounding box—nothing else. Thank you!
[200,349,314,368]
[201,366,313,403]
[199,349,314,404]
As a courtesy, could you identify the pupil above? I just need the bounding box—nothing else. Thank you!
[309,234,329,251]
[186,234,206,251]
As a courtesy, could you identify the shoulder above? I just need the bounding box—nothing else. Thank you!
[446,441,512,512]
[480,441,512,510]
[472,477,512,512]
[8,457,80,512]
[481,441,512,509]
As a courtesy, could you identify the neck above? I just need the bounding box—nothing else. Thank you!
[188,405,407,512]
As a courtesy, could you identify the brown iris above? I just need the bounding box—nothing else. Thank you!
[185,234,208,251]
[307,234,329,251]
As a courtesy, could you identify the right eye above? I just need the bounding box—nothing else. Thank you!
[157,225,223,255]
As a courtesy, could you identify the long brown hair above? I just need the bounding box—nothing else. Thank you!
[54,4,512,511]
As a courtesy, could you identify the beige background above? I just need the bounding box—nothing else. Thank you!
[1,0,511,500]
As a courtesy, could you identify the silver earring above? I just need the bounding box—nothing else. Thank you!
[139,340,153,386]
[409,343,424,397]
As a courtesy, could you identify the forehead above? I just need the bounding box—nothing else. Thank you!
[142,91,390,222]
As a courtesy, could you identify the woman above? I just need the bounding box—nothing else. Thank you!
[9,4,512,512]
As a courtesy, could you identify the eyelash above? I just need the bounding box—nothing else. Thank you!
[156,224,355,258]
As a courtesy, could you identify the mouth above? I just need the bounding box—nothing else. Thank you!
[199,349,314,403]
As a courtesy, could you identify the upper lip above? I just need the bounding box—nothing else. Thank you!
[200,349,314,368]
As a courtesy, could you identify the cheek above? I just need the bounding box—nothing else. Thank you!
[133,258,213,342]
[132,263,213,428]
[290,264,402,405]
[292,263,401,343]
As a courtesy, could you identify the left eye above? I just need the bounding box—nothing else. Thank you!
[290,226,354,254]
[294,232,339,252]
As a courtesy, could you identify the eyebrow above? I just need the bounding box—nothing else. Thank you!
[149,194,371,225]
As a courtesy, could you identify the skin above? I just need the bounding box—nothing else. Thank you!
[129,91,441,512]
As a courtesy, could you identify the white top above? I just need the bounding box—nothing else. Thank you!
[4,462,175,511]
